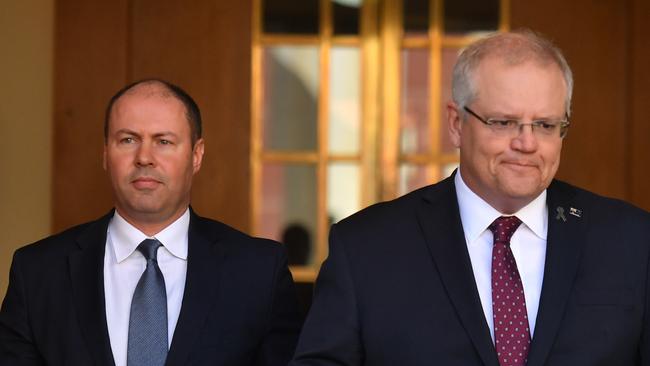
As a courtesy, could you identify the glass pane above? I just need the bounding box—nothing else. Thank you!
[333,0,362,35]
[441,162,458,180]
[440,47,461,154]
[262,46,319,151]
[398,163,428,195]
[403,0,429,35]
[329,47,361,154]
[327,162,360,224]
[263,0,319,34]
[400,48,430,154]
[444,0,499,34]
[260,163,317,265]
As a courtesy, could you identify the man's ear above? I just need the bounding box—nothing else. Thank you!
[447,102,463,148]
[192,138,205,174]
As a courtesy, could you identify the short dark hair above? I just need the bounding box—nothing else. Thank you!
[104,78,202,144]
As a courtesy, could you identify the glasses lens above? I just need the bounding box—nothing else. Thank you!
[560,123,569,138]
[487,119,518,133]
[532,121,560,136]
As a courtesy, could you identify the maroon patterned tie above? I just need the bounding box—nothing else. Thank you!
[489,216,530,366]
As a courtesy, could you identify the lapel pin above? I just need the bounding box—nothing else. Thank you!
[569,207,582,218]
[556,206,567,222]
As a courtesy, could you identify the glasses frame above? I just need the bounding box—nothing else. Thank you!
[463,106,571,138]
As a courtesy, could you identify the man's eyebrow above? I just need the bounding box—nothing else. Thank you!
[152,131,179,139]
[114,128,140,136]
[487,112,564,120]
[113,129,179,138]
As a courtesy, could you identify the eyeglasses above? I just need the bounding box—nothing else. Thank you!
[463,106,570,139]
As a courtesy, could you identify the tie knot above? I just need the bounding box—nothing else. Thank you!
[489,216,522,243]
[137,239,162,261]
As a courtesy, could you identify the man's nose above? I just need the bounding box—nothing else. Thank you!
[135,142,155,166]
[511,124,538,152]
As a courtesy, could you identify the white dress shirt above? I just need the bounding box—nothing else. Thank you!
[454,171,547,341]
[104,209,189,366]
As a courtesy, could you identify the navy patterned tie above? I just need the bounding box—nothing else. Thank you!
[489,216,530,366]
[127,239,168,366]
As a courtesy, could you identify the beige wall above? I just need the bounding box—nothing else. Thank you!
[0,0,53,298]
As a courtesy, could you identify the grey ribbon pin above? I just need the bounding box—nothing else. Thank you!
[556,207,567,222]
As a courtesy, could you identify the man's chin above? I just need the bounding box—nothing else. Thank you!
[498,178,545,201]
[117,200,165,218]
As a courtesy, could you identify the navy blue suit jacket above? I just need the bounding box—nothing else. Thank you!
[0,210,302,366]
[292,176,650,365]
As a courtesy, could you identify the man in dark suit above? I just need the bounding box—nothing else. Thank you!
[0,79,302,366]
[291,30,650,365]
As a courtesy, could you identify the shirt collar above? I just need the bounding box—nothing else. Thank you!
[515,188,548,240]
[107,208,190,262]
[454,170,548,245]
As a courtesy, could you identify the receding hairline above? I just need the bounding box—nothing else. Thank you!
[118,80,178,100]
[107,80,186,124]
[104,78,202,144]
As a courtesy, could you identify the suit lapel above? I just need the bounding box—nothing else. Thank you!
[526,181,587,366]
[68,212,116,366]
[416,177,500,366]
[165,213,226,366]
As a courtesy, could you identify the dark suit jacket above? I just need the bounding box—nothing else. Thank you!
[291,176,650,365]
[0,209,302,366]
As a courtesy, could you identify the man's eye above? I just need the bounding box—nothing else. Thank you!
[159,139,172,145]
[491,119,517,128]
[120,137,135,144]
[534,121,557,130]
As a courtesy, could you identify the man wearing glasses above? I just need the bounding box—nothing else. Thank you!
[291,30,650,365]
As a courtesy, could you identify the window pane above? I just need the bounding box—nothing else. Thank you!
[398,163,428,195]
[263,0,319,34]
[403,0,429,35]
[400,48,430,154]
[329,47,361,154]
[327,162,360,224]
[260,163,317,265]
[440,47,461,154]
[333,0,362,35]
[444,0,499,34]
[262,46,319,151]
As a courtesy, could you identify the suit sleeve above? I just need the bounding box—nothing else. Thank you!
[638,214,650,365]
[0,251,45,366]
[290,224,363,366]
[255,245,303,366]
[640,238,650,364]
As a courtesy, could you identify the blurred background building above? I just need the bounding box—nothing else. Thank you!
[1,0,649,309]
